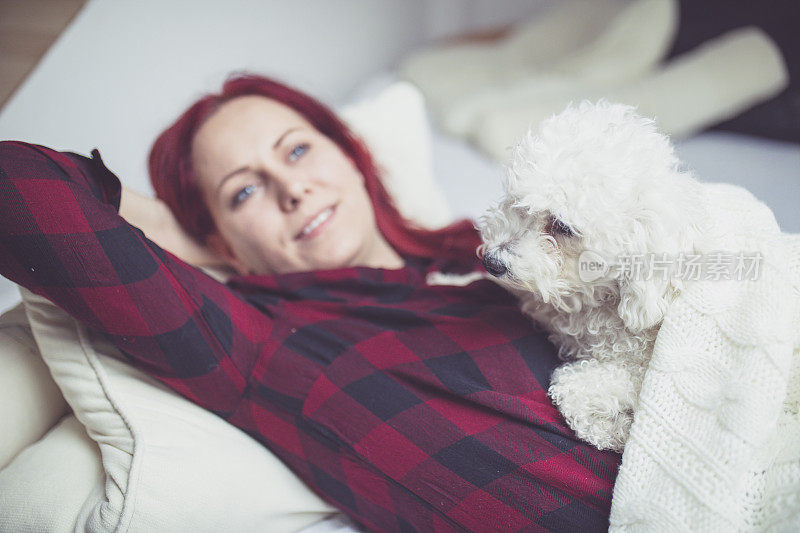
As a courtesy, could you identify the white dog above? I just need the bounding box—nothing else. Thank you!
[479,101,711,452]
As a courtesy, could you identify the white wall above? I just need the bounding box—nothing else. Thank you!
[0,0,550,192]
[422,0,553,41]
[0,0,550,312]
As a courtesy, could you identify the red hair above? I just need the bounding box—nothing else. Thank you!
[148,73,480,263]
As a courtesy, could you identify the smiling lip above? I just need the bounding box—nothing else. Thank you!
[295,205,336,241]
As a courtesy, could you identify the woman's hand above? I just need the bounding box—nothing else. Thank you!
[119,187,228,268]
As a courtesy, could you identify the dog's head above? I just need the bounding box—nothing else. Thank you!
[479,101,705,331]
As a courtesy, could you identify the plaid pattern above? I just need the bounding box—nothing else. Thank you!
[0,141,620,532]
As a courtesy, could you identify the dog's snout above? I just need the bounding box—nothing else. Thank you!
[482,253,508,277]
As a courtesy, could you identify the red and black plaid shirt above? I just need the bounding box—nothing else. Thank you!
[0,141,620,532]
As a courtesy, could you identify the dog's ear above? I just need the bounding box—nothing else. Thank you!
[617,276,669,333]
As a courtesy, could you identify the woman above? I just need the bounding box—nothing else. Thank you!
[0,74,620,532]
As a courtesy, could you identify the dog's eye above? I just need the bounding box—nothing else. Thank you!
[546,217,575,237]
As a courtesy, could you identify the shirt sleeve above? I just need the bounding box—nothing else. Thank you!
[0,141,271,415]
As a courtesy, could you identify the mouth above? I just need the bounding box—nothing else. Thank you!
[295,205,337,241]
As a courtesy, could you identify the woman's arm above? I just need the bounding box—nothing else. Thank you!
[0,141,269,414]
[119,187,227,268]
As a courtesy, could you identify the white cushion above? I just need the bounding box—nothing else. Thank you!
[1,82,446,532]
[0,303,69,470]
[472,27,788,160]
[0,415,103,533]
[20,288,337,533]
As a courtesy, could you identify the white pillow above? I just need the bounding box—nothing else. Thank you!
[17,288,337,533]
[339,81,453,229]
[0,416,104,532]
[0,303,69,470]
[1,82,445,532]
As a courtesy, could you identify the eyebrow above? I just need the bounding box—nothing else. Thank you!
[215,126,304,195]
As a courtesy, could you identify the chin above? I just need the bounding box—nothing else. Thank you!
[309,240,363,271]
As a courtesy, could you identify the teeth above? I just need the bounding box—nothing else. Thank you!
[301,207,333,236]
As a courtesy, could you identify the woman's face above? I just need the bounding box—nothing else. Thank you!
[191,95,401,275]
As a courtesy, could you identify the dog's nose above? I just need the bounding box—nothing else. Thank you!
[482,254,507,277]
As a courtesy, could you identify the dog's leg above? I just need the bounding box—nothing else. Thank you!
[548,358,640,452]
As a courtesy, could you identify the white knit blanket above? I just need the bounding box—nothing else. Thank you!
[609,184,800,531]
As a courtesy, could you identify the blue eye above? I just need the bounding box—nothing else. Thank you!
[232,183,257,208]
[288,143,308,162]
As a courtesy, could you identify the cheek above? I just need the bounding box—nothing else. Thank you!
[340,174,376,227]
[515,237,546,261]
[354,186,376,221]
[508,235,561,275]
[224,212,282,254]
[311,142,359,181]
[558,241,584,279]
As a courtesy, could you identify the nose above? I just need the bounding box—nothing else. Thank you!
[482,253,507,277]
[277,178,311,212]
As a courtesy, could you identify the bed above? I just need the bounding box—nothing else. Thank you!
[1,1,798,531]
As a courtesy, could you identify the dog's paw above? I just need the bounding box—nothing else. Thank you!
[567,404,633,453]
[548,359,639,452]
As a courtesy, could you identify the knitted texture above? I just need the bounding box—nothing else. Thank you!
[609,183,800,531]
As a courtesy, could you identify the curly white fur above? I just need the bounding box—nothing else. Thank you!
[479,101,711,452]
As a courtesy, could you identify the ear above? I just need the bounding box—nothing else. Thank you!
[616,275,669,333]
[206,233,251,276]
